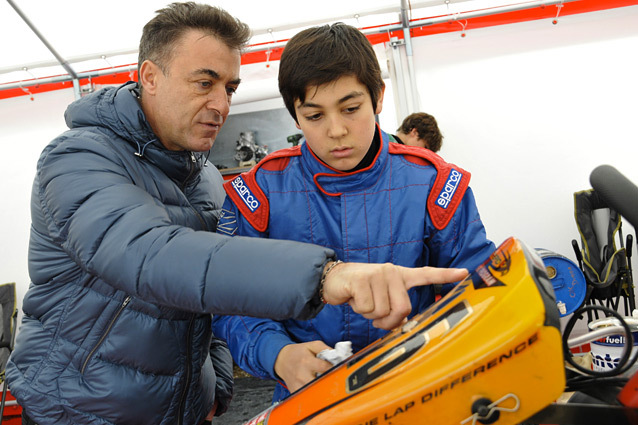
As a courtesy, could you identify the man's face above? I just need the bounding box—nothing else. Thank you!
[140,29,241,152]
[294,75,383,171]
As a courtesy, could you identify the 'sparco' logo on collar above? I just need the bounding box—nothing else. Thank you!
[231,176,260,212]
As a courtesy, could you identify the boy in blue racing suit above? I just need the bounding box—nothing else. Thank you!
[213,23,495,403]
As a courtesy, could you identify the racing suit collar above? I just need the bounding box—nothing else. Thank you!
[303,123,389,197]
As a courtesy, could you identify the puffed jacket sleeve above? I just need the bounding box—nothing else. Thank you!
[209,336,233,416]
[33,136,333,320]
[214,197,296,380]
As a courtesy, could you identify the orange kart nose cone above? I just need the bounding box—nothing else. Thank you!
[244,237,565,425]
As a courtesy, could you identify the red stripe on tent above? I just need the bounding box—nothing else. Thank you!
[241,46,285,66]
[239,0,638,64]
[0,69,137,100]
[408,0,638,38]
[1,79,74,100]
[1,0,636,100]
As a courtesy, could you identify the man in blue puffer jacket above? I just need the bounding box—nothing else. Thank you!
[212,23,496,403]
[6,4,470,425]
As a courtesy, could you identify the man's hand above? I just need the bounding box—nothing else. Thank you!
[321,262,468,330]
[274,341,333,393]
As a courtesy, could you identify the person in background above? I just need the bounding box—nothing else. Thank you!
[394,111,443,152]
[5,3,468,425]
[213,22,494,403]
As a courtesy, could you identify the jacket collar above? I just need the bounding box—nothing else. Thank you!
[68,81,206,187]
[116,83,207,187]
[301,124,390,197]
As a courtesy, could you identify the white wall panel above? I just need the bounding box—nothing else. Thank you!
[0,88,74,319]
[409,7,638,270]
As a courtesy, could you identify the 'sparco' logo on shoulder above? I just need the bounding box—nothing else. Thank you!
[436,169,462,209]
[231,176,260,212]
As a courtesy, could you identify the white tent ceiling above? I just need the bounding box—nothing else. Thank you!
[0,0,549,86]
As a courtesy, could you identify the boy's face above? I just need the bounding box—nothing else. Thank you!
[294,75,383,171]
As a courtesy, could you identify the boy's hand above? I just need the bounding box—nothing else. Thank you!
[322,263,468,330]
[274,341,332,393]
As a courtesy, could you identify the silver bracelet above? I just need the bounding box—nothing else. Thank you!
[319,260,343,304]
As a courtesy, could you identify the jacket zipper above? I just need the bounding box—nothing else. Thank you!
[177,315,195,425]
[181,152,197,191]
[81,296,131,374]
[191,206,207,231]
[182,152,208,231]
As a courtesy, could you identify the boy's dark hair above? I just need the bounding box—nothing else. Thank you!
[138,2,251,76]
[278,23,384,123]
[397,112,444,152]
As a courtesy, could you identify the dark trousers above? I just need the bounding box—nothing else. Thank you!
[21,411,37,425]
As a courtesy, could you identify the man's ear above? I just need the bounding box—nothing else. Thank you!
[374,84,386,115]
[139,60,161,95]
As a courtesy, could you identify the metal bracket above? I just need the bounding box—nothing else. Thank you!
[461,393,520,425]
